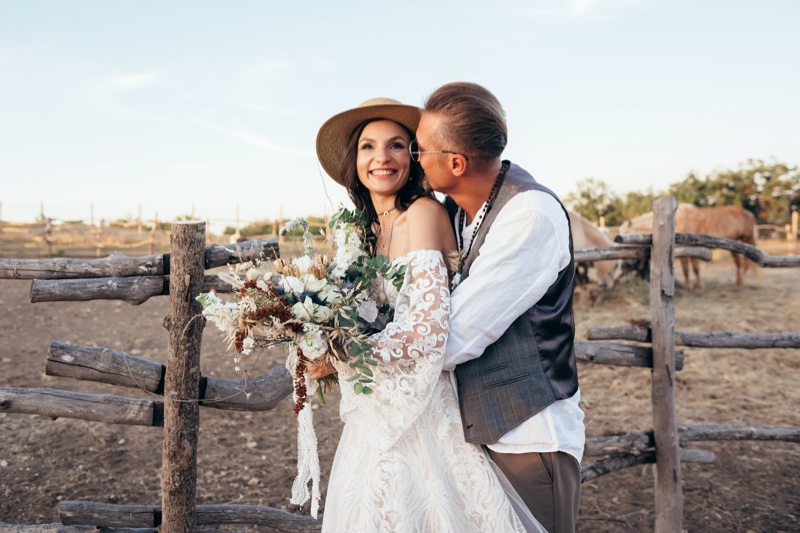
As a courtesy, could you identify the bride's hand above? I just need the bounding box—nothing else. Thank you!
[306,360,336,380]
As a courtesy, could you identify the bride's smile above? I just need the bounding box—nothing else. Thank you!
[356,119,411,201]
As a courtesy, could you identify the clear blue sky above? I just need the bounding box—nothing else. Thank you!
[2,1,798,231]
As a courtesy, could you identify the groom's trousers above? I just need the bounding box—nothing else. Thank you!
[487,449,581,533]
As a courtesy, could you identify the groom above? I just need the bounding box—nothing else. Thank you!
[414,82,585,533]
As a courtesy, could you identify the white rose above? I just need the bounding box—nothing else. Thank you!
[291,301,312,321]
[318,284,341,303]
[298,329,327,360]
[282,276,305,295]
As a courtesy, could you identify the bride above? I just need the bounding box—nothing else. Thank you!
[310,98,545,532]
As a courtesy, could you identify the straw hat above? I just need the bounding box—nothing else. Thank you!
[316,97,421,185]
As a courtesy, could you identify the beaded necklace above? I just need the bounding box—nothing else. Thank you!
[452,160,509,287]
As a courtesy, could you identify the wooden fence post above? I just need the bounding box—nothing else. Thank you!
[161,221,206,532]
[44,218,53,257]
[149,215,158,255]
[95,219,104,258]
[651,197,683,532]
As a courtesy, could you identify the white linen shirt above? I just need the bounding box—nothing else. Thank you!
[445,189,585,463]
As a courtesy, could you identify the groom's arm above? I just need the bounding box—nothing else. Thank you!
[443,190,572,371]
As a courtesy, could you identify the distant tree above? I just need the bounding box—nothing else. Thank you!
[702,166,760,211]
[582,159,800,227]
[665,171,705,206]
[669,159,800,223]
[743,159,800,224]
[564,177,623,225]
[618,189,659,222]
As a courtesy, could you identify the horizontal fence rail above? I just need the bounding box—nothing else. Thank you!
[0,522,238,533]
[29,274,246,305]
[0,238,279,280]
[580,423,800,483]
[585,424,800,457]
[587,326,800,349]
[575,341,684,370]
[580,449,715,483]
[615,232,800,267]
[563,421,800,484]
[46,342,293,412]
[58,502,321,532]
[573,245,713,263]
[0,387,162,426]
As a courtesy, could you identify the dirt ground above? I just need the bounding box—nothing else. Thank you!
[1,240,798,532]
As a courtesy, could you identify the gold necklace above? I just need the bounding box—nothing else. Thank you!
[379,207,397,217]
[377,213,398,256]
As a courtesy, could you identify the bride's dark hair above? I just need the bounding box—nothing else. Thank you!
[339,119,432,256]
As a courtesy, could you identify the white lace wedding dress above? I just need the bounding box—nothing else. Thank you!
[322,249,544,533]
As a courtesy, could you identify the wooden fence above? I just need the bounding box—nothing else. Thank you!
[1,197,799,532]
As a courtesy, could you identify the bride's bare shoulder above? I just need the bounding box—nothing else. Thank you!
[405,197,455,252]
[405,196,449,219]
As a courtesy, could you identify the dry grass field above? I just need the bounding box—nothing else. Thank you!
[0,223,798,532]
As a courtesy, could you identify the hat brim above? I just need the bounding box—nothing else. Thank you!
[316,102,421,185]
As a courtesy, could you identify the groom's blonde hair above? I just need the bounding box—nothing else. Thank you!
[424,82,508,162]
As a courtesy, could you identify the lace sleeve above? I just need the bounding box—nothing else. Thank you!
[334,249,450,451]
[369,249,449,363]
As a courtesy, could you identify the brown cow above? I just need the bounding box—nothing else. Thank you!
[619,204,698,288]
[678,205,758,289]
[619,204,758,290]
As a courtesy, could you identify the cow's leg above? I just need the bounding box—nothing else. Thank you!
[691,258,702,292]
[679,257,691,292]
[739,249,751,277]
[732,252,744,287]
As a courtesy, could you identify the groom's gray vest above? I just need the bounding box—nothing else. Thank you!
[445,162,578,445]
